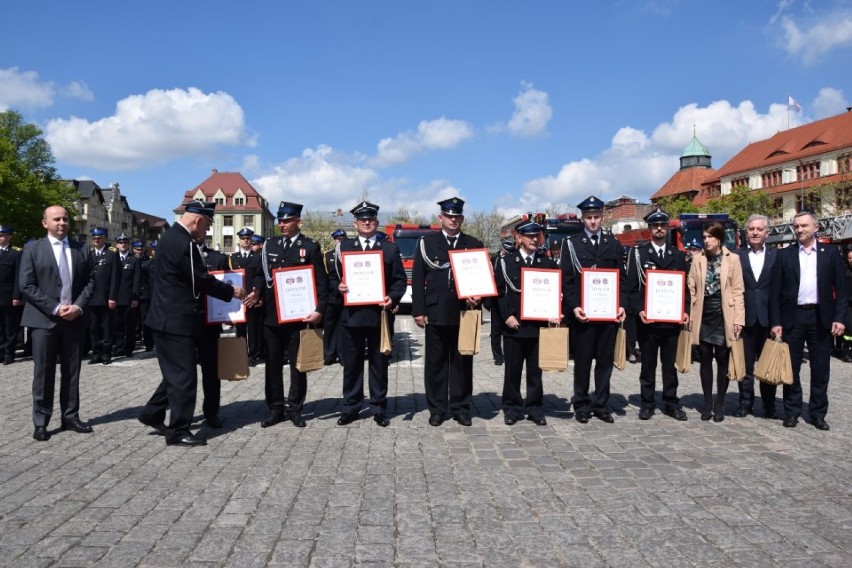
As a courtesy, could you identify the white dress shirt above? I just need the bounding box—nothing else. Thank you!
[797,242,818,305]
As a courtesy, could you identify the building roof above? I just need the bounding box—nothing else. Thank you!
[132,211,170,229]
[715,110,852,178]
[178,170,271,213]
[682,134,711,158]
[69,179,103,200]
[651,166,718,201]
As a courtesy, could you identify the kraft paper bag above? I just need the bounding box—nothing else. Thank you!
[538,325,569,372]
[613,324,627,371]
[457,309,481,356]
[728,336,746,382]
[380,310,393,356]
[777,341,794,386]
[675,326,692,374]
[754,339,781,384]
[218,336,250,381]
[296,327,324,372]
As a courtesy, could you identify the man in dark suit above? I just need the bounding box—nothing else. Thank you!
[250,202,328,429]
[323,229,347,365]
[411,197,484,427]
[229,227,259,363]
[494,221,561,426]
[134,241,155,352]
[87,227,120,365]
[334,203,406,427]
[624,209,690,421]
[199,243,229,428]
[19,206,97,441]
[138,201,245,446]
[770,210,847,431]
[561,195,626,424]
[734,214,779,419]
[0,225,23,365]
[112,233,141,358]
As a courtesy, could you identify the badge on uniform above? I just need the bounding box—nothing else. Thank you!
[299,248,306,263]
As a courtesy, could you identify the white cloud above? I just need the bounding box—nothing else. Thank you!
[811,87,848,118]
[489,81,553,138]
[64,80,94,102]
[778,13,852,64]
[0,67,54,110]
[46,87,251,170]
[371,117,473,167]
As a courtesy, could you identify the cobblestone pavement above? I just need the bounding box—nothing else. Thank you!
[1,315,851,567]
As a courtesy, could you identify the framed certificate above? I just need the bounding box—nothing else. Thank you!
[520,268,562,321]
[449,248,498,299]
[272,266,318,324]
[341,250,386,306]
[580,268,620,322]
[205,270,246,325]
[644,269,685,323]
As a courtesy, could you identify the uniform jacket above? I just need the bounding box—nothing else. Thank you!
[229,248,255,271]
[735,246,778,328]
[334,237,406,327]
[325,249,343,306]
[252,233,328,326]
[494,250,559,338]
[0,245,21,304]
[560,231,625,318]
[19,238,96,329]
[687,246,745,346]
[115,253,142,305]
[145,224,234,337]
[411,231,485,326]
[624,243,690,328]
[88,246,120,306]
[770,242,848,332]
[138,256,152,302]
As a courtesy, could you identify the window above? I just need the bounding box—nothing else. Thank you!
[796,192,821,213]
[796,161,820,181]
[243,215,253,228]
[761,169,782,188]
[204,236,213,249]
[223,215,233,227]
[223,235,233,250]
[234,197,245,206]
[215,197,225,205]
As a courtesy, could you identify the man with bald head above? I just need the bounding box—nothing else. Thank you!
[19,206,96,441]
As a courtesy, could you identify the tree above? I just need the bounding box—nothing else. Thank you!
[298,209,346,252]
[0,110,78,245]
[703,184,776,227]
[387,205,429,225]
[654,194,700,218]
[463,207,506,252]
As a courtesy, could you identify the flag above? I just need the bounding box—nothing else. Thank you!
[788,95,802,112]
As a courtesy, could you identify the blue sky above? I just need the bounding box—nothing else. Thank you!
[2,0,851,222]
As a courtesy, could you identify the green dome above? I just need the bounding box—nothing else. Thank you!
[682,135,710,157]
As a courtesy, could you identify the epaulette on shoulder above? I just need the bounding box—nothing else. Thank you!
[108,246,117,252]
[12,246,21,251]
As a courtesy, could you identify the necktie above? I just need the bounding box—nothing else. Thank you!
[56,241,72,304]
[447,236,457,249]
[243,252,248,258]
[364,239,372,251]
[591,234,598,247]
[284,238,292,249]
[526,256,533,266]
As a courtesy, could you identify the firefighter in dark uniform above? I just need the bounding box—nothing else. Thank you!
[134,241,155,352]
[199,242,229,427]
[488,238,515,366]
[334,203,406,427]
[229,227,257,361]
[560,195,626,423]
[624,209,690,421]
[323,229,347,365]
[494,221,562,425]
[411,197,484,427]
[87,227,120,365]
[112,233,141,358]
[246,234,267,365]
[249,201,328,429]
[0,225,23,365]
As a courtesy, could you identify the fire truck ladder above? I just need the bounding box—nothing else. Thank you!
[766,213,852,244]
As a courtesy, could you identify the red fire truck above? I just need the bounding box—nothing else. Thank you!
[617,213,740,251]
[384,223,442,305]
[499,213,584,254]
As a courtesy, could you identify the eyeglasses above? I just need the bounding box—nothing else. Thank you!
[356,218,378,224]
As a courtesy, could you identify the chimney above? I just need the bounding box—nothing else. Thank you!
[212,168,218,174]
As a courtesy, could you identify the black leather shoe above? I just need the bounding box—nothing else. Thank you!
[812,418,830,431]
[261,415,286,428]
[337,412,358,426]
[166,434,206,446]
[713,413,724,423]
[138,415,166,435]
[373,414,390,427]
[123,351,134,359]
[33,426,51,441]
[733,406,752,418]
[102,355,112,365]
[88,356,102,365]
[289,411,306,428]
[504,415,518,425]
[323,357,338,365]
[61,418,93,433]
[700,410,713,421]
[205,416,223,429]
[593,410,615,423]
[575,412,591,424]
[638,408,654,420]
[664,408,688,421]
[494,358,504,366]
[763,408,777,419]
[528,415,547,426]
[2,358,13,365]
[783,416,798,428]
[453,414,472,426]
[428,414,444,427]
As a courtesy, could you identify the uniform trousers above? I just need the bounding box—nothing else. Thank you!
[339,324,388,414]
[31,319,85,427]
[489,302,504,362]
[637,324,680,410]
[113,305,136,355]
[246,307,265,360]
[738,323,777,412]
[198,324,221,420]
[264,323,308,416]
[323,302,342,362]
[424,323,473,417]
[137,301,154,350]
[0,305,20,361]
[571,321,616,413]
[785,307,832,420]
[501,334,543,419]
[88,305,112,357]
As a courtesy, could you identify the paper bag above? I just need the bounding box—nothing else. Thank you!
[457,309,481,356]
[675,326,692,374]
[754,339,780,383]
[777,341,794,385]
[613,324,627,371]
[727,336,746,382]
[218,336,250,381]
[296,327,324,372]
[539,325,569,372]
[380,310,392,356]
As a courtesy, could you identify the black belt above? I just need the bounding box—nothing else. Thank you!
[797,303,818,310]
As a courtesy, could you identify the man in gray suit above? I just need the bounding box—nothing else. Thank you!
[19,206,96,441]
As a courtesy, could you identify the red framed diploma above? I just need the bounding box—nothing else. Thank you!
[644,269,685,323]
[580,268,620,322]
[341,250,386,306]
[272,265,318,324]
[448,248,498,299]
[205,269,246,325]
[520,268,562,321]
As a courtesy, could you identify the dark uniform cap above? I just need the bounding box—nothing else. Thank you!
[502,238,515,252]
[115,233,131,243]
[331,229,346,239]
[250,234,265,244]
[375,231,387,241]
[577,195,604,212]
[351,201,379,219]
[515,221,542,236]
[644,209,670,225]
[237,227,255,237]
[686,238,702,250]
[183,199,216,220]
[132,240,143,248]
[277,201,303,220]
[438,197,465,216]
[149,240,158,249]
[0,224,12,234]
[90,227,107,237]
